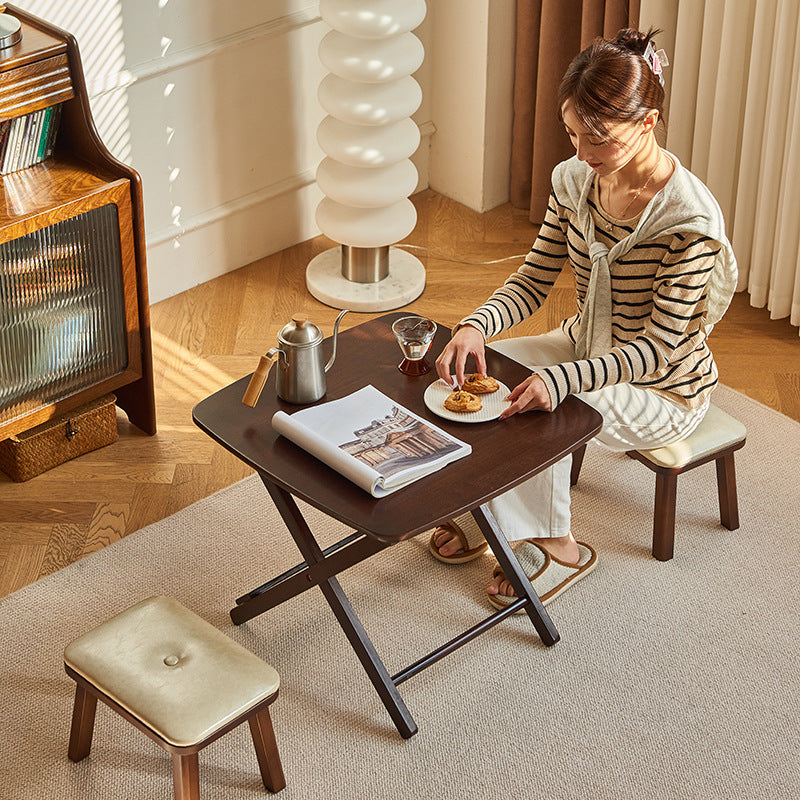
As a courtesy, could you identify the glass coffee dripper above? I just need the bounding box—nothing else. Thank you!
[391,316,437,375]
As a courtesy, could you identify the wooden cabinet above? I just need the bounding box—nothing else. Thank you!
[0,5,155,439]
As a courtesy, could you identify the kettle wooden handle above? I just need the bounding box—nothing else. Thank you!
[242,351,279,407]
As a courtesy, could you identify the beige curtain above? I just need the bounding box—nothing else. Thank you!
[510,0,638,222]
[642,0,800,333]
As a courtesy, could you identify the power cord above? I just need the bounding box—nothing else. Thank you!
[395,243,528,266]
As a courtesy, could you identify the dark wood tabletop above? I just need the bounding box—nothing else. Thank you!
[193,312,602,543]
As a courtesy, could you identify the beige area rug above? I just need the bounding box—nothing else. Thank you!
[1,385,798,800]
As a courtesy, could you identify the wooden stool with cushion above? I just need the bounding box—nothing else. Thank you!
[64,595,286,799]
[570,404,746,561]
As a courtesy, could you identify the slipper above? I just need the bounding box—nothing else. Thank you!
[487,540,597,611]
[428,513,489,564]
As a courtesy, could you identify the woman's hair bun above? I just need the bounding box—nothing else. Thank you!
[613,27,659,57]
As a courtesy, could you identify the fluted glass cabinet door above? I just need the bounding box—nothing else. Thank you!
[0,203,127,428]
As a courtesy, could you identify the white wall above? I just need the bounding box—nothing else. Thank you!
[428,0,516,212]
[20,1,509,303]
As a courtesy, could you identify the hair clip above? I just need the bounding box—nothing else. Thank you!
[643,41,668,87]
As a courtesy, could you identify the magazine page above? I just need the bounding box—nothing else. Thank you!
[271,385,471,497]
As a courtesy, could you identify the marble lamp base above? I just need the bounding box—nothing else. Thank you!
[306,246,425,312]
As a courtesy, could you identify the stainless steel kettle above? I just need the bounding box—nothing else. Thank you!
[242,310,348,406]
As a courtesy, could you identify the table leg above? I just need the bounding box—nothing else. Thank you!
[231,531,387,621]
[261,479,418,739]
[471,504,560,647]
[319,573,418,738]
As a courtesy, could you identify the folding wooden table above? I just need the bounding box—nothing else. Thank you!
[193,313,602,738]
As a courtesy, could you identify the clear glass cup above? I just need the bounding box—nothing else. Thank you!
[391,316,437,375]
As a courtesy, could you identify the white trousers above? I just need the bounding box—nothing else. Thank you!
[486,330,709,541]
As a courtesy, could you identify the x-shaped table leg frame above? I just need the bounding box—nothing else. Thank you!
[230,475,560,739]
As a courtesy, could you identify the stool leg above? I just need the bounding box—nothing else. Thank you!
[68,684,98,762]
[570,444,586,487]
[716,453,740,530]
[172,753,200,800]
[653,471,678,561]
[249,707,286,792]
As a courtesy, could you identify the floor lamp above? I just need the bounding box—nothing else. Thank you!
[306,0,427,312]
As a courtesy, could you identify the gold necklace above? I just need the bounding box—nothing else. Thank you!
[603,152,662,230]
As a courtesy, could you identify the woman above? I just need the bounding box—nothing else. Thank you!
[430,28,737,609]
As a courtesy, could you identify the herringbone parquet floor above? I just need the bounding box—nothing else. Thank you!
[1,190,798,598]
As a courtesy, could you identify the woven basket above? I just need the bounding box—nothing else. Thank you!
[0,394,119,482]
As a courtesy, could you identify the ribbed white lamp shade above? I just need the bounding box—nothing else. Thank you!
[316,117,420,167]
[318,31,424,82]
[320,0,426,38]
[307,0,427,312]
[317,198,417,248]
[318,75,422,126]
[317,159,419,208]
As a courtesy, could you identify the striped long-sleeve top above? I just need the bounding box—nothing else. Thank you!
[461,155,737,410]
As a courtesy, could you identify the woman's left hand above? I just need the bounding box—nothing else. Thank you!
[499,373,552,419]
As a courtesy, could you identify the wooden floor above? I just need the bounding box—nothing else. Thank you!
[2,189,799,598]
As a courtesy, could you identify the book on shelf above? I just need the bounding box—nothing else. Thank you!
[0,103,61,175]
[272,385,471,497]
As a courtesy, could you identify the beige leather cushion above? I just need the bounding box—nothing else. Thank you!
[64,595,280,748]
[636,404,747,469]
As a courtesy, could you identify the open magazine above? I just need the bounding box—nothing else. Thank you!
[271,385,471,497]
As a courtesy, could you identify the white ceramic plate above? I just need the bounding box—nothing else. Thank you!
[423,378,511,423]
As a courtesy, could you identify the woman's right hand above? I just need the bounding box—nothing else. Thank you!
[435,324,486,388]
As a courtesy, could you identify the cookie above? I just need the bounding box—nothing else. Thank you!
[444,390,482,413]
[462,373,499,394]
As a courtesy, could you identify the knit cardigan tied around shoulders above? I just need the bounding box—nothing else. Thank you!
[551,152,737,359]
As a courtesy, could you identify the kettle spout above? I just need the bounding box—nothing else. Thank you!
[324,310,349,372]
